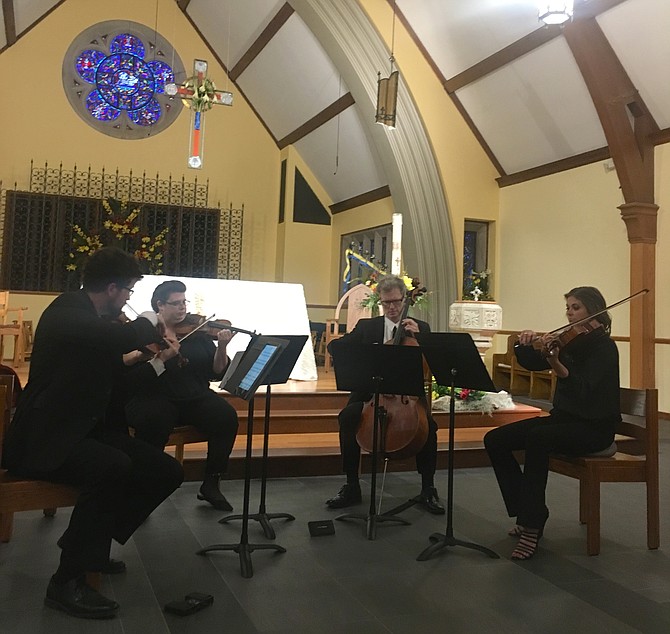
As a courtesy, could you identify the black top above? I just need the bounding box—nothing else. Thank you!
[128,331,226,402]
[515,333,620,429]
[2,290,159,473]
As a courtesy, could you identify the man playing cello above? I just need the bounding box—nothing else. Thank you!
[325,275,444,514]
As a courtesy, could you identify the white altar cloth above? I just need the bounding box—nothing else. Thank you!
[124,275,317,381]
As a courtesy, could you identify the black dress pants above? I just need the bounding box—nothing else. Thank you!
[484,412,613,528]
[338,400,438,479]
[126,390,239,475]
[34,431,183,573]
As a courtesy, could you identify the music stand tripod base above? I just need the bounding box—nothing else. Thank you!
[336,509,410,541]
[197,540,286,579]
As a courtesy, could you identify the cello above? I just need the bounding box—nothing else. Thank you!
[356,279,430,460]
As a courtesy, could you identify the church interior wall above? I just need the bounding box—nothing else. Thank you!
[0,0,282,287]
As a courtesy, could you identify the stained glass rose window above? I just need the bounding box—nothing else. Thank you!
[63,21,185,140]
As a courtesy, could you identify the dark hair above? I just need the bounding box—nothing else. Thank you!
[82,247,143,292]
[151,280,186,312]
[376,275,407,297]
[565,286,611,333]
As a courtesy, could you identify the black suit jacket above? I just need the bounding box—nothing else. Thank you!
[328,315,431,404]
[2,290,159,474]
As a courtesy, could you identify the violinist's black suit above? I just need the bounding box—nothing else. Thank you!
[328,316,438,479]
[2,290,183,574]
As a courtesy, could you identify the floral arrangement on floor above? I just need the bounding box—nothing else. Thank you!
[431,379,513,414]
[359,272,431,311]
[462,268,493,301]
[66,197,168,274]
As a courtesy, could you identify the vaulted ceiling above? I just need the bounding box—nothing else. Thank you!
[1,0,667,212]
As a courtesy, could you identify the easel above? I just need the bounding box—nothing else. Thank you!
[414,333,500,561]
[329,341,425,540]
[219,334,308,539]
[197,336,288,578]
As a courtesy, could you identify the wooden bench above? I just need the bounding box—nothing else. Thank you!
[0,378,81,543]
[167,425,208,464]
[548,387,659,555]
[493,333,555,400]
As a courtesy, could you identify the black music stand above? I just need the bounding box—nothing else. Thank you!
[219,334,308,539]
[197,336,288,578]
[411,332,499,561]
[330,341,425,540]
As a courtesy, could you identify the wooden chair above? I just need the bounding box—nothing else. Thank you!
[548,387,659,555]
[324,284,377,372]
[0,380,80,543]
[166,426,208,464]
[0,291,28,368]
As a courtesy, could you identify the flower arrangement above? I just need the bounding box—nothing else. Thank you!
[462,268,492,301]
[66,197,168,274]
[183,76,218,112]
[431,378,514,414]
[360,272,430,310]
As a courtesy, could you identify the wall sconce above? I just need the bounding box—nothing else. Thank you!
[538,1,574,25]
[375,70,399,129]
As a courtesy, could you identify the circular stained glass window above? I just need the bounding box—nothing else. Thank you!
[63,21,186,140]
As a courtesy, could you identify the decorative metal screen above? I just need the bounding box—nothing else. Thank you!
[0,163,243,291]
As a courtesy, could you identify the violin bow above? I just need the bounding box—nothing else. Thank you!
[547,288,649,335]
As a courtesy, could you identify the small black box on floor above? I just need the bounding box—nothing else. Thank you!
[308,520,335,536]
[164,592,214,616]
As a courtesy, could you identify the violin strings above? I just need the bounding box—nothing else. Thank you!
[177,313,217,343]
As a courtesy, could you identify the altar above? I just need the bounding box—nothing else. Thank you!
[125,275,317,381]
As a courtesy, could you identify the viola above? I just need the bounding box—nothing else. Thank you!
[532,318,605,357]
[356,279,430,460]
[172,313,257,341]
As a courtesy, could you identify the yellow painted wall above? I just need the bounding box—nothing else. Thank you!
[359,0,501,295]
[0,0,280,283]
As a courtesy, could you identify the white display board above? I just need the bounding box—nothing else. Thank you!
[124,275,317,381]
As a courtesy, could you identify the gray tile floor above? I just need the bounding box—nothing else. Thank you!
[1,425,669,633]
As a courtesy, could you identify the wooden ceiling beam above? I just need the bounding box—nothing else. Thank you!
[330,186,391,215]
[2,0,16,47]
[229,3,294,81]
[277,93,355,149]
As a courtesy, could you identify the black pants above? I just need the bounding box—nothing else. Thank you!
[126,390,239,475]
[483,412,613,528]
[33,431,183,573]
[338,400,438,480]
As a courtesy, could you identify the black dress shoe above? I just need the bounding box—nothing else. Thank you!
[419,487,445,515]
[326,484,362,509]
[45,575,119,620]
[197,485,233,511]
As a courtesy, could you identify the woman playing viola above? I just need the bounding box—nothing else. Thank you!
[484,286,620,560]
[124,280,239,511]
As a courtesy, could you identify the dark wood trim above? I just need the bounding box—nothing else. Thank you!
[497,147,611,187]
[329,185,391,214]
[445,26,562,94]
[176,0,191,11]
[652,127,670,146]
[2,0,15,47]
[229,3,294,82]
[277,93,355,149]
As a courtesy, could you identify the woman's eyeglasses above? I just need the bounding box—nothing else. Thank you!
[164,299,189,307]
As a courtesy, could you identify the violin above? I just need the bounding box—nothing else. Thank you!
[525,288,649,357]
[356,279,430,460]
[172,313,257,341]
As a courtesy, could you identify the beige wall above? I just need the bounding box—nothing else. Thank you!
[0,0,280,283]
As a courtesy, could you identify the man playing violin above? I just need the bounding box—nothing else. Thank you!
[1,247,184,619]
[484,286,620,560]
[326,275,444,514]
[124,280,239,512]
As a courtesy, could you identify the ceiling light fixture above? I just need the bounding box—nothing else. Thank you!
[538,1,574,25]
[375,0,399,129]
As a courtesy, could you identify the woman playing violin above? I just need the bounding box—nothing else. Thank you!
[325,275,444,514]
[484,286,620,560]
[124,280,239,511]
